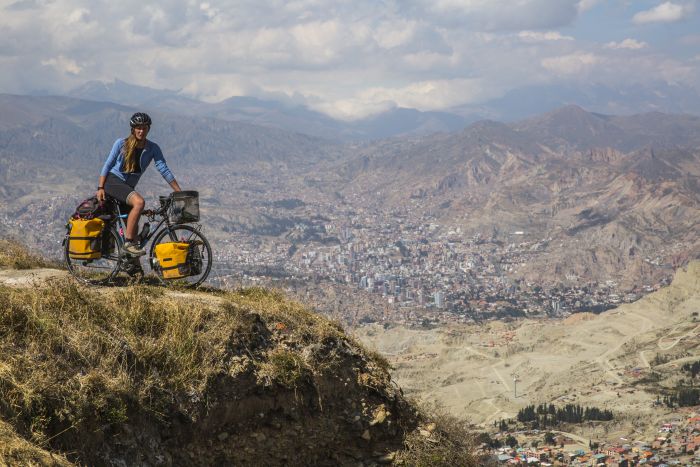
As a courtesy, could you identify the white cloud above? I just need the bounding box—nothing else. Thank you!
[314,78,491,120]
[199,2,218,20]
[41,55,82,74]
[373,19,418,49]
[577,0,603,13]
[541,52,600,75]
[632,2,694,24]
[290,20,354,65]
[362,78,487,110]
[312,98,395,121]
[518,31,575,42]
[0,0,698,118]
[402,51,455,71]
[604,38,648,50]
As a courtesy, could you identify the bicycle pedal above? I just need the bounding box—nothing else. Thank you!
[127,269,144,279]
[121,250,145,259]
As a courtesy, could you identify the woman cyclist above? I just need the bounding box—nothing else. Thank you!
[96,112,181,256]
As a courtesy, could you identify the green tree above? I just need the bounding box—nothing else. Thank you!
[544,432,556,445]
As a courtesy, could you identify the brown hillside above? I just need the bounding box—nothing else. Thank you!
[0,240,479,466]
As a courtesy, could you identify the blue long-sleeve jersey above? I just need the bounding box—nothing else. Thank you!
[100,138,175,186]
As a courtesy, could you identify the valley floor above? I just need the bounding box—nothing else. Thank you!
[356,262,700,445]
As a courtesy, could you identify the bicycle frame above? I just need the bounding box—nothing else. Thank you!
[109,198,203,250]
[110,204,164,247]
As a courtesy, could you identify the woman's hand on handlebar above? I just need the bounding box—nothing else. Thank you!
[96,188,106,202]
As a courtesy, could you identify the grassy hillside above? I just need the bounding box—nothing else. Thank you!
[0,240,478,466]
[0,239,55,269]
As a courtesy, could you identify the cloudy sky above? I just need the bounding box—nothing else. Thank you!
[1,0,698,119]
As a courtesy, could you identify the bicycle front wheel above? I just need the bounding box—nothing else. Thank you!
[148,224,212,288]
[64,225,123,285]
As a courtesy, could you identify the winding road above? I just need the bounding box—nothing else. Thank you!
[639,322,700,369]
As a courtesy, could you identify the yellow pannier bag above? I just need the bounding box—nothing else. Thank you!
[68,218,105,259]
[154,242,191,279]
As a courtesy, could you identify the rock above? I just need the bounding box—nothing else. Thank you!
[370,405,387,426]
[217,432,229,441]
[361,430,371,441]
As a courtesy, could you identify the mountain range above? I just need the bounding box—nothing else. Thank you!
[66,80,469,141]
[63,79,700,142]
[1,92,699,288]
[339,105,700,285]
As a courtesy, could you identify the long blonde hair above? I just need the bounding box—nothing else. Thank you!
[121,134,140,173]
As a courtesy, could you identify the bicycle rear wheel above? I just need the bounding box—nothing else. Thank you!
[148,224,212,288]
[64,225,123,285]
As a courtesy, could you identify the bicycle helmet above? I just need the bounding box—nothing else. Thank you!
[130,112,152,127]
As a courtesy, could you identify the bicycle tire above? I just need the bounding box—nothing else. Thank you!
[64,224,123,285]
[148,224,212,288]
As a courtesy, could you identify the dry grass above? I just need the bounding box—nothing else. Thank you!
[256,348,310,389]
[223,287,400,389]
[223,287,347,345]
[0,419,73,467]
[0,280,221,441]
[395,401,482,467]
[0,278,398,455]
[0,239,53,269]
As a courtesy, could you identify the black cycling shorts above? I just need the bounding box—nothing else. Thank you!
[104,173,138,204]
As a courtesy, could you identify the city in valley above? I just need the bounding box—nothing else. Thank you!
[209,201,674,327]
[4,183,679,329]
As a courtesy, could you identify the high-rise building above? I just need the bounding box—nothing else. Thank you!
[434,291,444,308]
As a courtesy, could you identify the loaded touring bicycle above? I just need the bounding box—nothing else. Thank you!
[64,191,212,287]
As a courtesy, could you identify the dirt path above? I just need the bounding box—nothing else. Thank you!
[0,267,224,308]
[468,375,509,424]
[0,268,67,286]
[657,323,700,351]
[461,344,496,360]
[658,355,700,369]
[593,312,656,384]
[491,364,511,392]
[639,350,650,368]
[638,322,700,370]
